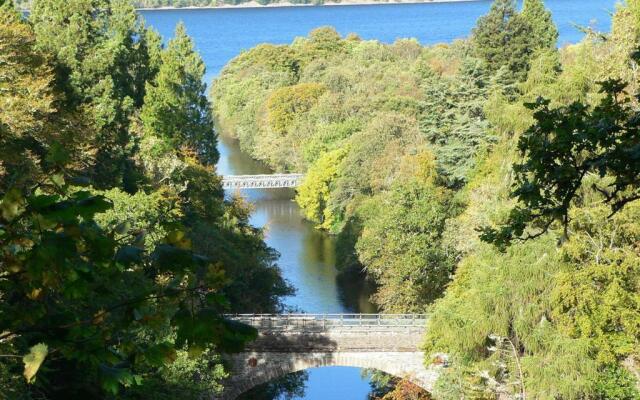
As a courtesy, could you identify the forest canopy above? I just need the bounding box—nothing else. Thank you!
[2,0,640,398]
[212,0,640,397]
[0,1,294,398]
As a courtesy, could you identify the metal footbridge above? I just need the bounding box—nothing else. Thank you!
[221,174,304,189]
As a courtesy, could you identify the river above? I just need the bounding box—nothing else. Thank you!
[140,1,616,398]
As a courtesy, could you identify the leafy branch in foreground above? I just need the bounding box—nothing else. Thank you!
[480,79,640,248]
[0,178,256,396]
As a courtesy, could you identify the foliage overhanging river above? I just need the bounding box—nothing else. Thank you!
[141,1,615,397]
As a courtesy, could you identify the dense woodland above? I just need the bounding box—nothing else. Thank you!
[1,0,639,398]
[0,0,303,398]
[213,0,640,398]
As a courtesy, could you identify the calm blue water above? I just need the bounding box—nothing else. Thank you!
[140,2,617,398]
[141,0,616,83]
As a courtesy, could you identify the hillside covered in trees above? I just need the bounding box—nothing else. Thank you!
[212,0,640,398]
[0,0,303,398]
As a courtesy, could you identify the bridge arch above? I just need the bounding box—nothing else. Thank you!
[216,314,444,400]
[221,351,437,399]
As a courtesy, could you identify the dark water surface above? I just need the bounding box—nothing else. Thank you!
[141,1,616,398]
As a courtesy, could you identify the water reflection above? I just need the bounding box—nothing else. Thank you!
[218,134,376,314]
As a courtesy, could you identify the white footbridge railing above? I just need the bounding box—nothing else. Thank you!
[221,174,304,189]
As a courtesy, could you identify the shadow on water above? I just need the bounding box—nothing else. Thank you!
[217,134,377,398]
[336,268,378,314]
[217,134,376,314]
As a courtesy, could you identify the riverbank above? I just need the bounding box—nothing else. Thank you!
[136,0,481,11]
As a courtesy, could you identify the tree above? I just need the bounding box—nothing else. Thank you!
[297,26,345,63]
[141,23,218,165]
[472,0,536,81]
[0,5,88,193]
[521,0,558,51]
[296,147,347,230]
[0,180,256,398]
[265,82,326,135]
[355,177,456,312]
[1,2,294,398]
[419,57,491,187]
[551,202,640,395]
[30,0,155,188]
[480,80,640,248]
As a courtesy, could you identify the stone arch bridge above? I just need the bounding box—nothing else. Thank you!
[217,314,445,399]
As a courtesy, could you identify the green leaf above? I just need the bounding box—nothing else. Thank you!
[46,141,71,166]
[75,195,112,218]
[27,194,59,211]
[144,342,177,366]
[220,318,258,353]
[23,343,48,383]
[99,364,139,393]
[50,173,65,188]
[1,188,25,221]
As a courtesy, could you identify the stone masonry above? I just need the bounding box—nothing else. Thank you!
[215,315,443,399]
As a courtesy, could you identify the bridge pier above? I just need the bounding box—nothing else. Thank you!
[214,314,443,399]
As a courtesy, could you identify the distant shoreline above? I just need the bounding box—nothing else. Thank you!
[135,0,482,11]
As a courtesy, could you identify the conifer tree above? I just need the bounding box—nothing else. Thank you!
[521,0,558,50]
[472,0,536,81]
[30,0,155,188]
[141,23,218,164]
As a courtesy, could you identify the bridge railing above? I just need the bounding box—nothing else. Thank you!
[221,174,305,189]
[225,314,428,331]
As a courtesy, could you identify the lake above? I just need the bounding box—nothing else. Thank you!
[140,1,617,398]
[142,0,615,83]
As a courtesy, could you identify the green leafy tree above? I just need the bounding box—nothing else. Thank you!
[0,181,255,398]
[472,0,536,81]
[265,82,326,135]
[552,202,640,371]
[296,147,347,230]
[480,80,640,248]
[1,2,295,398]
[424,235,600,399]
[141,23,218,165]
[355,154,457,312]
[0,6,86,193]
[521,0,558,51]
[297,26,345,63]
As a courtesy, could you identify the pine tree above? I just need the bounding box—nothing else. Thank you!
[521,0,558,50]
[30,0,155,188]
[141,23,218,164]
[472,0,536,81]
